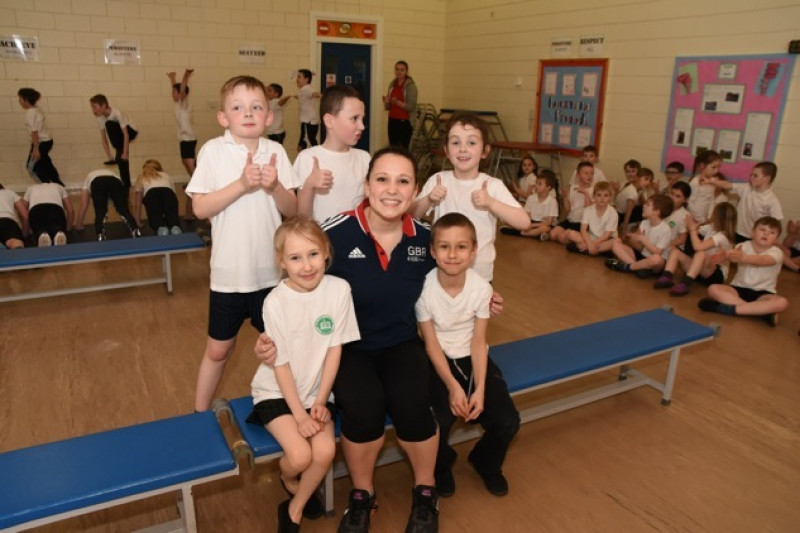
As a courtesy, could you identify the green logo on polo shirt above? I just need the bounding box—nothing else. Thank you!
[315,315,334,335]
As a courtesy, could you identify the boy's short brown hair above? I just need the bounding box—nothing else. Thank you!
[647,194,673,219]
[443,112,490,148]
[89,94,109,107]
[537,169,557,190]
[754,162,777,183]
[593,181,612,195]
[321,85,362,120]
[219,75,266,109]
[753,216,781,234]
[637,167,654,180]
[582,145,598,155]
[431,212,477,246]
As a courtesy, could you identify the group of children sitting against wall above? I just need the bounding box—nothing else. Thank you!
[502,145,796,326]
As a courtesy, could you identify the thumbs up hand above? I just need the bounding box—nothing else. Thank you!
[240,152,262,191]
[307,156,334,191]
[429,174,447,205]
[261,153,279,192]
[471,179,492,210]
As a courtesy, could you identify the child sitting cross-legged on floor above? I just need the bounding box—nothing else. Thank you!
[500,169,559,240]
[698,216,789,327]
[654,202,736,296]
[606,194,673,278]
[563,181,618,255]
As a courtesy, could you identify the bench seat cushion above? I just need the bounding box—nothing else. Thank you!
[0,411,234,530]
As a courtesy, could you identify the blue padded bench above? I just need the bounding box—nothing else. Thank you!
[0,233,206,303]
[217,308,716,517]
[0,411,237,533]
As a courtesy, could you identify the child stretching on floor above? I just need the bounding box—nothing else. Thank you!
[654,202,736,296]
[411,111,529,282]
[564,181,618,256]
[500,169,558,240]
[606,194,673,278]
[247,216,360,532]
[74,169,140,240]
[417,213,520,498]
[510,155,538,203]
[698,217,788,327]
[549,162,594,244]
[133,160,183,235]
[780,220,800,272]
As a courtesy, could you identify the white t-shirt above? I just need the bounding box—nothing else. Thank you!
[639,219,673,259]
[96,107,136,131]
[0,189,21,223]
[702,230,733,279]
[414,268,492,359]
[687,176,714,222]
[174,98,196,141]
[135,172,176,196]
[24,107,52,142]
[569,166,607,187]
[581,205,618,239]
[666,205,689,240]
[298,85,319,124]
[517,174,536,197]
[565,183,594,223]
[267,99,285,135]
[251,275,360,407]
[186,131,299,292]
[420,171,522,282]
[83,169,124,190]
[730,241,783,293]
[294,145,370,223]
[524,194,558,223]
[731,184,784,238]
[615,183,638,214]
[24,182,67,209]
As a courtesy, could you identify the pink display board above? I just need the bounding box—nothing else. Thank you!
[662,54,795,181]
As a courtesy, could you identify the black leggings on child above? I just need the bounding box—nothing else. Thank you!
[143,188,181,232]
[91,176,136,234]
[28,203,66,240]
[104,121,138,189]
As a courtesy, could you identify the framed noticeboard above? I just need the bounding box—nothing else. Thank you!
[534,59,608,157]
[662,54,795,181]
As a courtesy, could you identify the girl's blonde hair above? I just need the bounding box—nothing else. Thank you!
[273,215,333,276]
[138,159,164,185]
[710,201,737,245]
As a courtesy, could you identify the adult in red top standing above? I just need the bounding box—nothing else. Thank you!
[383,61,418,149]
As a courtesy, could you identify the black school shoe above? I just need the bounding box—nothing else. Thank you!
[277,499,300,533]
[406,485,439,533]
[280,476,324,519]
[338,489,377,533]
[434,468,455,498]
[468,451,509,496]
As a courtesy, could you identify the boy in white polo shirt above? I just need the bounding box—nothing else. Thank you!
[187,75,298,412]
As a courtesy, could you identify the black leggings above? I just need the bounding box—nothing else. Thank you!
[388,118,413,149]
[298,122,319,150]
[143,188,181,232]
[28,203,66,239]
[27,141,63,185]
[104,121,138,189]
[91,176,136,234]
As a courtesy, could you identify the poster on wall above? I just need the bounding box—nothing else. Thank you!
[534,59,608,156]
[238,43,266,64]
[0,35,39,61]
[662,54,795,181]
[104,40,140,65]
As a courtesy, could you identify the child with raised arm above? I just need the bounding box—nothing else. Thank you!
[510,155,538,203]
[606,194,673,277]
[295,85,370,223]
[411,112,529,282]
[549,161,594,244]
[74,169,140,240]
[698,217,788,327]
[707,161,783,243]
[167,69,197,218]
[780,220,800,272]
[187,75,298,412]
[133,160,182,236]
[500,169,558,240]
[417,213,520,498]
[18,88,63,185]
[247,216,359,532]
[687,150,721,226]
[654,202,736,296]
[295,69,321,151]
[89,94,139,190]
[564,181,618,255]
[266,83,292,145]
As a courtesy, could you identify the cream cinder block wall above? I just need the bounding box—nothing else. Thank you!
[441,0,800,223]
[0,0,445,191]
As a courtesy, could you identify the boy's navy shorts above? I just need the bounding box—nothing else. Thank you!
[732,285,774,302]
[207,287,272,340]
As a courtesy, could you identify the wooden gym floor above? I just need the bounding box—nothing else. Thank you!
[1,219,798,532]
